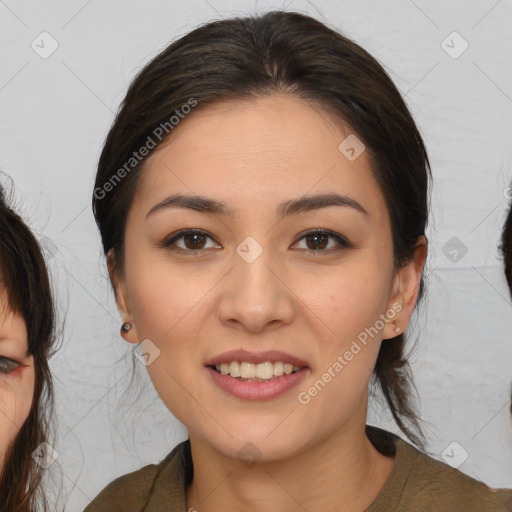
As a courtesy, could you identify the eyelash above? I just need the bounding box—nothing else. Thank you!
[161,228,351,255]
[0,356,21,375]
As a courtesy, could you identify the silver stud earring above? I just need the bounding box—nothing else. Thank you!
[394,325,401,333]
[121,322,132,333]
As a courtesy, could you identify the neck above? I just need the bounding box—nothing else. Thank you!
[186,419,395,512]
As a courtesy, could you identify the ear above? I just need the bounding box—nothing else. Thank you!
[107,249,140,344]
[383,236,427,339]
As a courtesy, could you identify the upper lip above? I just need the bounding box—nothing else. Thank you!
[205,349,309,368]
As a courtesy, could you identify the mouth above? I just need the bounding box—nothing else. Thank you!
[204,350,310,401]
[208,361,304,382]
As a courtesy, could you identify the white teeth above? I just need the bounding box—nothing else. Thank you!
[229,361,241,377]
[256,362,274,380]
[213,360,303,379]
[273,361,284,376]
[240,362,256,378]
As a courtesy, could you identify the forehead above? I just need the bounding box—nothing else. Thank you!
[0,289,27,341]
[131,94,387,218]
[145,94,351,170]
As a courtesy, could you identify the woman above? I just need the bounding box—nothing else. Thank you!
[0,181,56,510]
[86,11,512,511]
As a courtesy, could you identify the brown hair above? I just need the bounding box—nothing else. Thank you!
[500,200,512,415]
[501,203,512,296]
[0,182,56,511]
[92,11,430,446]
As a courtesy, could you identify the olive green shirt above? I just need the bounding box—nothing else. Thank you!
[83,426,512,511]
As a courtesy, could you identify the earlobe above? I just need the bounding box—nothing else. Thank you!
[384,236,427,339]
[119,321,140,344]
[120,324,140,344]
[382,301,404,339]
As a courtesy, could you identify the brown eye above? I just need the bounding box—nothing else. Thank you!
[293,229,351,252]
[305,232,329,250]
[182,232,207,250]
[162,229,220,254]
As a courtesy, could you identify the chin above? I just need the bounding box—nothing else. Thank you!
[204,422,311,464]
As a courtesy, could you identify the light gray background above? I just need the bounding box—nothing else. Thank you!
[1,0,512,510]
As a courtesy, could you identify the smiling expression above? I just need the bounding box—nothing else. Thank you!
[112,93,422,461]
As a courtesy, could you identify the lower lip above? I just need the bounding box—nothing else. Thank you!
[206,367,308,401]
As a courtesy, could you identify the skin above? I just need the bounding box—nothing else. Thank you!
[111,93,427,512]
[0,290,34,470]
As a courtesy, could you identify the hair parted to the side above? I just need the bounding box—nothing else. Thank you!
[92,11,431,447]
[0,178,57,512]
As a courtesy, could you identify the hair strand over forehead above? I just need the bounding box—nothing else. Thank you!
[0,180,56,511]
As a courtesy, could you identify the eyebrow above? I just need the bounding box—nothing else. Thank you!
[146,193,368,220]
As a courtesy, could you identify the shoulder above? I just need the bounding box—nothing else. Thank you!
[82,462,161,512]
[385,433,512,511]
[366,425,512,512]
[82,440,191,512]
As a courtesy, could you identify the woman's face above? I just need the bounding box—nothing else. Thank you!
[113,94,424,461]
[0,291,35,468]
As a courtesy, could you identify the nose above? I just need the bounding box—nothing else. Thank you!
[216,245,296,333]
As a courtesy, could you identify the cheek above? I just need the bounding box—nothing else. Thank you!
[292,285,387,427]
[127,254,215,338]
[297,258,392,340]
[127,265,211,416]
[292,258,392,398]
[0,368,35,463]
